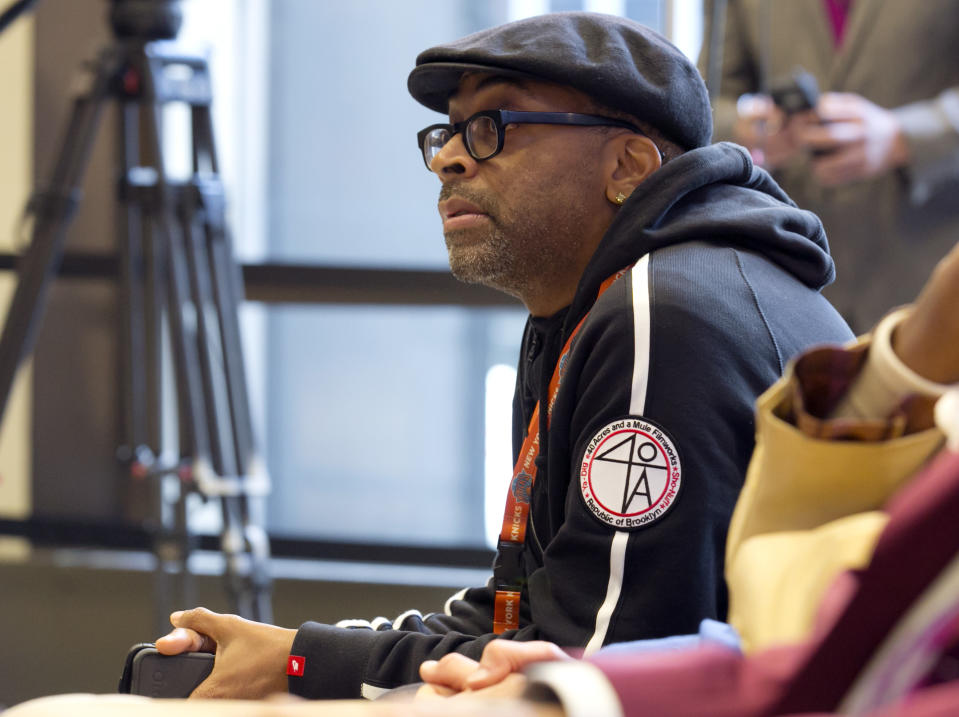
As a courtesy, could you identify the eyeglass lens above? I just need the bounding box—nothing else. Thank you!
[464,115,498,159]
[423,115,501,168]
[423,128,450,168]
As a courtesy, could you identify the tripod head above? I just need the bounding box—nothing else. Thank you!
[1,0,181,41]
[109,0,182,41]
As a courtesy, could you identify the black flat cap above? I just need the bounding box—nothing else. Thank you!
[408,12,712,150]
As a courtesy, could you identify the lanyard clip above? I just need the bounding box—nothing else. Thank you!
[494,539,525,588]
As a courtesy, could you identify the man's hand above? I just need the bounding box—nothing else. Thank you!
[155,607,297,699]
[733,94,802,169]
[893,241,959,385]
[417,640,569,699]
[798,92,910,187]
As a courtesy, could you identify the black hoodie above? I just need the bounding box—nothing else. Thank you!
[289,143,854,699]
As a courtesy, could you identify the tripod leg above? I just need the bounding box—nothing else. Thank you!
[137,42,273,622]
[178,181,236,477]
[190,106,257,469]
[188,71,273,623]
[116,95,167,533]
[175,182,256,618]
[125,72,212,633]
[0,47,121,424]
[182,178,272,623]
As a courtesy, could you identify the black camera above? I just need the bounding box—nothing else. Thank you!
[769,68,820,114]
[109,0,183,40]
[118,643,215,698]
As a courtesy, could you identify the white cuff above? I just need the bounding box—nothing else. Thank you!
[830,307,957,421]
[524,661,624,717]
[937,390,959,451]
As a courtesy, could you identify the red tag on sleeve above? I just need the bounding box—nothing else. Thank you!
[287,655,305,677]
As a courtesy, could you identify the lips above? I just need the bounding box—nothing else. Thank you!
[440,197,486,221]
[439,197,490,231]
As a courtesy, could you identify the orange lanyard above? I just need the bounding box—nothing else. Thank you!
[493,267,631,634]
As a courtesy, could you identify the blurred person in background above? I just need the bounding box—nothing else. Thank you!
[699,0,959,331]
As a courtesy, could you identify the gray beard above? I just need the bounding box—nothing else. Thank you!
[444,225,521,293]
[437,169,598,305]
[439,184,526,297]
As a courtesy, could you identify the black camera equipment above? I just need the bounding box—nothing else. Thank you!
[0,0,273,631]
[118,643,214,697]
[769,68,821,115]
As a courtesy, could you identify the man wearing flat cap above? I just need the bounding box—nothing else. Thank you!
[154,12,852,700]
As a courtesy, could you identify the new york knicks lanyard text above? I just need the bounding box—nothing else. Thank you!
[493,266,632,634]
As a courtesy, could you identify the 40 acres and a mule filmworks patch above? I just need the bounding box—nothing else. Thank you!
[580,417,682,530]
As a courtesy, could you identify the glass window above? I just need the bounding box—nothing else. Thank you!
[265,305,525,546]
[265,0,506,268]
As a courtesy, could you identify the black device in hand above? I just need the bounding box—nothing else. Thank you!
[118,643,215,698]
[769,68,820,114]
[768,68,836,156]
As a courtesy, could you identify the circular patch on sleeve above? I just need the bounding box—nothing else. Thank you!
[579,416,682,530]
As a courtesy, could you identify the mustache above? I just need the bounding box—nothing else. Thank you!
[438,184,495,214]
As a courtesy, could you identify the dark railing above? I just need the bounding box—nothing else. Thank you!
[0,516,496,569]
[0,252,519,306]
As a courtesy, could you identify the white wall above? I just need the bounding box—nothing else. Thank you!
[0,11,34,550]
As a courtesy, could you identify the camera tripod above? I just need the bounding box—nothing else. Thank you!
[0,0,272,630]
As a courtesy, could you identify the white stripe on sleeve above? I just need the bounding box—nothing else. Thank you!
[584,256,651,654]
[629,254,651,416]
[584,530,630,655]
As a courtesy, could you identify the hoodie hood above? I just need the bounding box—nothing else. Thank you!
[570,142,835,322]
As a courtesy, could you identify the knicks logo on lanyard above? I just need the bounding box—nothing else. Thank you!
[580,417,682,530]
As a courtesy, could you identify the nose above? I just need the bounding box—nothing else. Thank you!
[430,132,479,180]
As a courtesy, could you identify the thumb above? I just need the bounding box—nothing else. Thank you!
[155,626,213,655]
[170,607,223,648]
[466,641,568,690]
[419,653,479,693]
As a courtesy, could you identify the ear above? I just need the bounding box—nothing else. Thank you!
[602,134,661,206]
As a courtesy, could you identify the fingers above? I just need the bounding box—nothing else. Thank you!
[155,607,223,654]
[798,109,869,186]
[155,627,215,655]
[419,653,480,693]
[416,641,569,704]
[155,613,297,700]
[466,640,569,690]
[458,673,532,701]
[798,120,864,154]
[735,94,787,145]
[736,93,778,123]
[414,682,459,700]
[170,607,229,644]
[797,93,868,163]
[799,92,905,186]
[809,144,868,187]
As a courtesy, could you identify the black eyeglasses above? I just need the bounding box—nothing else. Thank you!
[417,109,643,170]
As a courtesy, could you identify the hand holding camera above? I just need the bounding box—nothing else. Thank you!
[795,91,910,187]
[734,68,820,170]
[736,68,909,185]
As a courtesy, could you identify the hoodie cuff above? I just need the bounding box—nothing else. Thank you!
[288,621,381,699]
[830,307,955,423]
[892,92,959,205]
